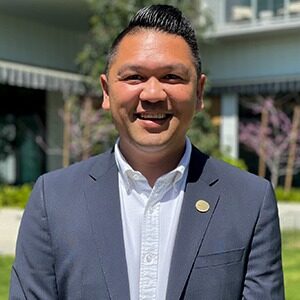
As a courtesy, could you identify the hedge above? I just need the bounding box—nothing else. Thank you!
[0,184,32,208]
[1,183,300,209]
[275,187,300,203]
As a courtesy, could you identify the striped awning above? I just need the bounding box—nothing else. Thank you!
[209,74,300,95]
[0,60,85,95]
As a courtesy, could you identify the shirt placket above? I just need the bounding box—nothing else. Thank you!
[139,187,161,300]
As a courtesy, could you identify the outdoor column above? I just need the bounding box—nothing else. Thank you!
[46,91,64,171]
[220,93,239,159]
[0,155,16,184]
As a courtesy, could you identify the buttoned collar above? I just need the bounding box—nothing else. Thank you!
[114,138,192,194]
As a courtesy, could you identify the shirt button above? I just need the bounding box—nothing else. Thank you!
[145,254,153,263]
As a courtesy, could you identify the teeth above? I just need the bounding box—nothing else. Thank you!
[139,113,168,120]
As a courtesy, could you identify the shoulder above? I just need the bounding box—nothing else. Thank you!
[210,155,267,186]
[38,149,115,188]
[190,147,278,229]
[191,146,272,196]
[26,149,116,210]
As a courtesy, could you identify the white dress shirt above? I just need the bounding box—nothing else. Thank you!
[114,139,192,300]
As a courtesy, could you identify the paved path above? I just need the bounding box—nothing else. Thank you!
[278,203,300,230]
[0,208,23,255]
[1,203,300,255]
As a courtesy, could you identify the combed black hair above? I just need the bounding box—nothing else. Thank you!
[105,4,201,75]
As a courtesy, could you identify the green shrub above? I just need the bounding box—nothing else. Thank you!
[221,156,248,171]
[275,187,300,202]
[0,184,32,208]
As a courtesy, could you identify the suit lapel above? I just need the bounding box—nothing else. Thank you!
[84,150,130,300]
[167,148,221,300]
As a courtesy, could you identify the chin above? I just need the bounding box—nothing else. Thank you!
[134,138,179,153]
[133,140,166,151]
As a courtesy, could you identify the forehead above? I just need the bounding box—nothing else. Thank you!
[109,30,195,71]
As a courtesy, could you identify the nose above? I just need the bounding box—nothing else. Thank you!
[139,77,167,102]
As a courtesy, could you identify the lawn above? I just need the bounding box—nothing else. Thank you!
[282,230,300,300]
[1,232,299,299]
[0,255,13,300]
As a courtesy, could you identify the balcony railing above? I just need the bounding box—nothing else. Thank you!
[210,0,300,36]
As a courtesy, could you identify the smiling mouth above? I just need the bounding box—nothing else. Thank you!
[135,112,172,121]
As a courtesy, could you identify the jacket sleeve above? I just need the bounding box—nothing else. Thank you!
[9,176,58,299]
[242,182,285,299]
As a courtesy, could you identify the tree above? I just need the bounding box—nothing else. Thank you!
[239,97,300,187]
[284,105,300,192]
[69,96,117,163]
[187,100,219,156]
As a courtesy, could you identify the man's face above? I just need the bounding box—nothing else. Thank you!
[100,29,206,154]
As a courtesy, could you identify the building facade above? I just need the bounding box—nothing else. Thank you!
[202,0,300,168]
[1,0,300,184]
[0,0,89,183]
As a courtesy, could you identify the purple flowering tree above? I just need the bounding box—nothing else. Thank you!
[65,97,117,164]
[239,97,300,188]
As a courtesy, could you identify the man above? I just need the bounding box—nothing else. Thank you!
[10,4,284,300]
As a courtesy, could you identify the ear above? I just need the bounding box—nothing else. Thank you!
[100,74,110,110]
[195,74,206,112]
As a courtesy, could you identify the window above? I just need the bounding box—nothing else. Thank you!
[226,0,252,23]
[257,0,284,19]
[289,0,300,16]
[225,0,300,24]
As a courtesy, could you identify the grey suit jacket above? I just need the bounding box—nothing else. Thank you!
[10,146,284,299]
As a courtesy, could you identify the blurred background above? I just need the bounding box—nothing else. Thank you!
[0,0,300,299]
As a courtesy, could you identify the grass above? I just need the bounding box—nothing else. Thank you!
[282,230,300,300]
[0,255,13,300]
[0,231,299,299]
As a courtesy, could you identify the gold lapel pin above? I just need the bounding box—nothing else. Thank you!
[195,200,210,213]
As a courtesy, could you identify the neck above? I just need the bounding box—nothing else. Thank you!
[119,140,186,187]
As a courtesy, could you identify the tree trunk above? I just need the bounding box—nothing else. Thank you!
[81,97,93,160]
[258,106,268,177]
[271,161,279,188]
[62,99,72,167]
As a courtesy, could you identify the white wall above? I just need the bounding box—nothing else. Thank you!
[201,27,300,86]
[0,13,85,72]
[220,93,239,158]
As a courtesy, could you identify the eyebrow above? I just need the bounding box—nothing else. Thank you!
[117,63,191,76]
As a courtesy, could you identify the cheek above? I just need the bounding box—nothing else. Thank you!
[110,85,141,109]
[166,84,196,101]
[170,92,197,114]
[109,100,134,125]
[116,82,142,97]
[173,101,197,128]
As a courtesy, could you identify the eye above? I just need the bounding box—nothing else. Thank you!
[123,74,144,82]
[162,74,184,83]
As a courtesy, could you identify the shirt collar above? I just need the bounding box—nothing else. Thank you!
[114,138,192,192]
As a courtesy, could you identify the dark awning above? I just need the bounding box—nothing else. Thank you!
[209,74,300,95]
[0,60,85,95]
